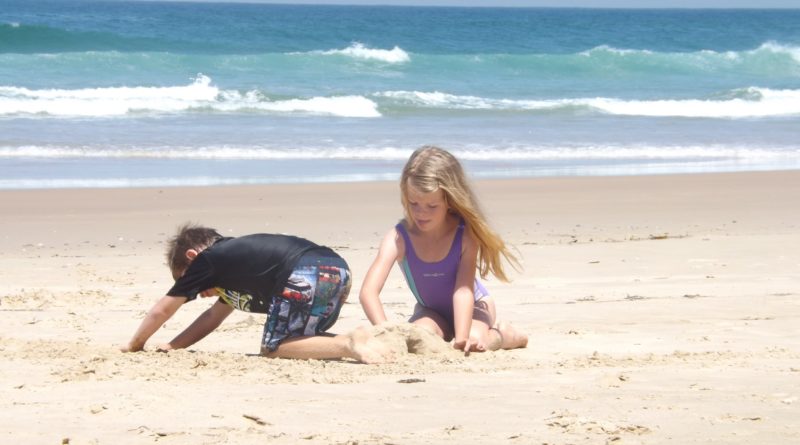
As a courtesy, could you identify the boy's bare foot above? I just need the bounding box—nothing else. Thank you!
[347,326,396,364]
[495,321,528,349]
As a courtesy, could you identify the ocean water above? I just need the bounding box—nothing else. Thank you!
[1,1,799,189]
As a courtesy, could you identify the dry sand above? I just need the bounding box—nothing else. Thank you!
[1,171,799,444]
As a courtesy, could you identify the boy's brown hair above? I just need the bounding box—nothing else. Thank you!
[166,223,223,280]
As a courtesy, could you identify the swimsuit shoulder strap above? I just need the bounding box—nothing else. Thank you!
[395,221,419,261]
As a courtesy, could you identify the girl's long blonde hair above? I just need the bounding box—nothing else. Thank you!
[400,145,520,282]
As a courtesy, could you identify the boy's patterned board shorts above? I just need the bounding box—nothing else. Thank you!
[261,252,351,352]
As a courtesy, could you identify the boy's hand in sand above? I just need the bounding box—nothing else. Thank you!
[120,343,143,353]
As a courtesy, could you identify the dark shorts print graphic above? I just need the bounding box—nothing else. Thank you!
[261,253,351,352]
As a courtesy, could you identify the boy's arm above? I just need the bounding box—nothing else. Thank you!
[121,295,187,352]
[358,229,400,325]
[159,299,234,351]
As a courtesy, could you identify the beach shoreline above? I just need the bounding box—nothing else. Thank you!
[1,170,799,444]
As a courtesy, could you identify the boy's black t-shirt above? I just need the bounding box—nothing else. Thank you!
[166,234,332,313]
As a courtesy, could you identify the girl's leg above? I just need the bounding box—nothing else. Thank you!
[408,299,528,351]
[470,296,528,351]
[493,321,529,350]
[409,303,454,341]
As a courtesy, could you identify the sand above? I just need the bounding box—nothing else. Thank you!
[1,171,799,444]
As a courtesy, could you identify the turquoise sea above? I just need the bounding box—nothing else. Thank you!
[1,1,799,188]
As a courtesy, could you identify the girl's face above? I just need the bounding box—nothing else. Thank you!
[406,185,449,232]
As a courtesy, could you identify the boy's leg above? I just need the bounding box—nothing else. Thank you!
[261,253,396,363]
[260,326,395,364]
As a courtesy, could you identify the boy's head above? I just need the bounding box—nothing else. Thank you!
[166,223,223,280]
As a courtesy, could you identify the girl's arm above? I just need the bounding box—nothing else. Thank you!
[159,298,234,351]
[452,231,480,352]
[359,228,401,325]
[121,295,187,352]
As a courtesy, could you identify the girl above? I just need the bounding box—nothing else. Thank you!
[359,146,528,353]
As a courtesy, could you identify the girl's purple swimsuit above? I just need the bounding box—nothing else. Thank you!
[396,220,488,324]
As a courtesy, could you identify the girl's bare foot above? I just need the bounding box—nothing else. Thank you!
[347,326,397,364]
[494,321,528,350]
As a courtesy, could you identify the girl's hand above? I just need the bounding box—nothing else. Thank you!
[469,335,487,352]
[155,343,174,352]
[453,335,487,355]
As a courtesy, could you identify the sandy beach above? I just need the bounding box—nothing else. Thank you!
[1,170,799,445]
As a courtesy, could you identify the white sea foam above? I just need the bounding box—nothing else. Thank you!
[377,90,558,110]
[579,45,653,56]
[0,145,412,160]
[0,74,380,118]
[1,144,797,162]
[584,87,800,118]
[2,143,797,190]
[0,74,218,116]
[579,42,800,63]
[445,145,800,162]
[0,173,401,190]
[319,43,410,63]
[234,95,379,117]
[755,41,800,63]
[377,88,800,118]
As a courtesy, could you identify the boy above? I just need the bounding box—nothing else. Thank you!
[121,223,393,364]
